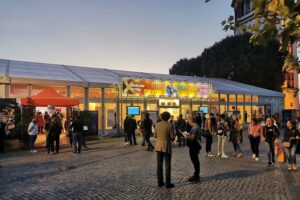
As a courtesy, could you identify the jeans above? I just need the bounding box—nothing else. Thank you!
[217,135,227,155]
[72,132,83,153]
[206,135,213,153]
[189,148,200,177]
[48,134,60,153]
[29,135,37,150]
[249,136,260,157]
[157,151,172,185]
[127,131,137,145]
[233,142,241,154]
[144,131,154,150]
[284,143,297,165]
[265,141,275,163]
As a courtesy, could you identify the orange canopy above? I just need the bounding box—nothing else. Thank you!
[21,88,79,107]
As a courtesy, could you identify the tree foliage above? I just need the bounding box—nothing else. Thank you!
[170,33,285,91]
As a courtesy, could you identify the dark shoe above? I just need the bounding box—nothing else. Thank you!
[158,182,165,187]
[267,162,272,166]
[188,176,200,182]
[165,183,175,188]
[134,143,138,145]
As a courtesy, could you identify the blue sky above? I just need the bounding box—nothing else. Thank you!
[0,0,233,74]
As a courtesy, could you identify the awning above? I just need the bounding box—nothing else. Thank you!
[21,87,79,107]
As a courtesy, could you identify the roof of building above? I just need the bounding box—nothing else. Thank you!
[0,59,284,97]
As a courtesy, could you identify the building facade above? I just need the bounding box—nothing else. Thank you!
[231,0,300,110]
[0,59,284,136]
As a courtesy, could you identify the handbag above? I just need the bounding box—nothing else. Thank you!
[282,141,291,148]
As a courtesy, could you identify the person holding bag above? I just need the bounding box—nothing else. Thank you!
[263,118,280,166]
[282,120,300,171]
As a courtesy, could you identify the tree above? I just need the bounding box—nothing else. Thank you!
[209,0,300,70]
[170,33,285,91]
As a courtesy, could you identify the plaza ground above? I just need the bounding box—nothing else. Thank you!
[0,133,299,200]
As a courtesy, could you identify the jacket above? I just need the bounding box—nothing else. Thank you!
[126,118,137,133]
[155,121,175,154]
[283,127,299,143]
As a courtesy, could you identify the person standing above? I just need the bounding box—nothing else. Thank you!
[142,113,154,151]
[185,117,202,182]
[155,111,175,188]
[248,118,263,161]
[217,114,229,158]
[36,111,45,134]
[230,115,242,158]
[204,113,215,157]
[70,116,84,155]
[127,115,137,146]
[48,116,63,154]
[123,116,129,145]
[27,119,38,153]
[44,111,51,149]
[263,117,280,166]
[175,114,186,147]
[282,120,299,171]
[0,120,6,153]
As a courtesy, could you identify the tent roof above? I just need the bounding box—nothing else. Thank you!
[21,88,79,106]
[0,59,284,97]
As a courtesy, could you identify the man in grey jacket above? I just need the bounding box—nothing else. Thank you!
[155,111,175,188]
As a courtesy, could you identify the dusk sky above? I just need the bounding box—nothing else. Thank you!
[0,0,233,74]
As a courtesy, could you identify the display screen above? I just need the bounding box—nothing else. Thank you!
[199,106,209,114]
[127,106,140,115]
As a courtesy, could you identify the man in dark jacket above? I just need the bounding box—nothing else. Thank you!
[127,115,137,146]
[0,121,5,153]
[142,113,154,151]
[175,114,186,146]
[70,116,84,154]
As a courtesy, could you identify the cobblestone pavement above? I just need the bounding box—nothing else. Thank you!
[0,134,299,200]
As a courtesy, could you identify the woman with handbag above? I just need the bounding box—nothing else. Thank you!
[282,120,300,171]
[263,118,280,166]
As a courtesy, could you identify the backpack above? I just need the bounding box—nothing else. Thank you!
[217,122,225,136]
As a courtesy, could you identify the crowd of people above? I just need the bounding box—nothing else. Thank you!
[27,109,86,155]
[124,111,300,188]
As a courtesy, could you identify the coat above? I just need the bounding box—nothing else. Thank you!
[154,121,175,154]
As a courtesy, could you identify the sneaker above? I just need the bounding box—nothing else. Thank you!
[237,153,242,158]
[217,153,221,157]
[207,152,215,157]
[188,176,200,182]
[31,149,38,153]
[252,154,256,159]
[292,165,297,171]
[221,154,229,159]
[72,152,77,155]
[204,152,208,156]
[255,157,259,161]
[165,183,175,188]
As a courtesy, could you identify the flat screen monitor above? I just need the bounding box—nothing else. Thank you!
[127,106,140,115]
[199,106,209,114]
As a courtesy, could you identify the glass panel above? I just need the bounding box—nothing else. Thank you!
[237,95,244,102]
[210,105,219,115]
[10,84,27,98]
[220,105,227,114]
[181,104,190,119]
[192,104,200,112]
[89,88,101,99]
[220,94,227,102]
[146,103,158,111]
[105,88,117,99]
[245,95,251,102]
[229,95,236,102]
[211,93,219,102]
[71,87,84,98]
[252,96,259,103]
[237,106,244,125]
[245,106,251,123]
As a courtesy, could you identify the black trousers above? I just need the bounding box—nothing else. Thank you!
[48,134,60,153]
[249,136,260,157]
[206,135,213,153]
[157,151,172,185]
[127,131,137,145]
[0,135,4,152]
[144,131,154,149]
[189,148,200,177]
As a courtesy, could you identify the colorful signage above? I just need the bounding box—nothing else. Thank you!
[122,78,210,98]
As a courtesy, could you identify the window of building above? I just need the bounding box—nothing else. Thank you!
[237,95,244,102]
[229,94,236,102]
[220,94,227,102]
[286,72,294,88]
[241,0,251,16]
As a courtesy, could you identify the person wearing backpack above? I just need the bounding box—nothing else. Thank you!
[27,118,39,153]
[217,114,229,158]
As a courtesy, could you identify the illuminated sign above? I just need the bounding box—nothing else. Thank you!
[122,78,210,98]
